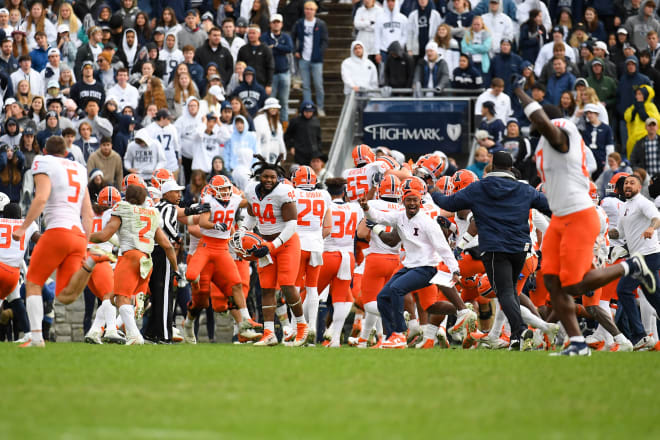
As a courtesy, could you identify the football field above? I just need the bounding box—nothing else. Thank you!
[2,344,659,439]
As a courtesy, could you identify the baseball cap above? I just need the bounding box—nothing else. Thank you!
[236,17,249,27]
[23,126,35,135]
[209,85,224,100]
[155,109,171,120]
[206,112,217,120]
[47,79,60,89]
[154,27,166,35]
[646,117,658,126]
[551,26,564,35]
[161,180,184,194]
[270,13,283,22]
[575,77,588,88]
[201,11,214,21]
[82,60,94,69]
[185,9,198,16]
[574,22,587,33]
[623,43,636,52]
[220,101,231,111]
[594,41,609,54]
[592,58,603,66]
[301,100,315,112]
[584,103,600,114]
[4,97,16,106]
[46,110,58,119]
[492,151,513,169]
[209,73,222,81]
[617,27,628,35]
[47,48,59,57]
[0,8,8,14]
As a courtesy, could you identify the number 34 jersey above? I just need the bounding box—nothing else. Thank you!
[201,193,242,240]
[31,155,87,231]
[245,182,296,235]
[294,187,332,253]
[111,201,160,254]
[324,201,364,252]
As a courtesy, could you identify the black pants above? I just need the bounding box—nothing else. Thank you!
[145,246,174,342]
[181,157,193,184]
[482,251,527,341]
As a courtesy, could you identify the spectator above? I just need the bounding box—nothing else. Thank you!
[236,25,274,92]
[11,29,29,60]
[29,31,49,73]
[260,14,292,123]
[0,143,24,202]
[293,1,328,117]
[62,126,85,165]
[221,17,245,62]
[28,95,46,126]
[406,0,441,59]
[160,31,184,84]
[75,120,100,161]
[624,0,660,50]
[475,77,511,123]
[558,90,577,118]
[631,117,660,175]
[107,67,139,111]
[70,60,105,110]
[229,95,254,130]
[583,7,607,43]
[582,103,615,178]
[479,101,505,142]
[178,9,207,50]
[117,28,141,73]
[341,40,378,94]
[384,41,415,88]
[58,65,75,97]
[144,109,182,178]
[519,8,547,63]
[36,110,62,150]
[87,168,105,202]
[191,113,231,174]
[474,129,503,154]
[133,11,152,46]
[137,77,168,118]
[124,129,167,181]
[154,1,192,24]
[573,86,609,129]
[226,114,257,170]
[174,96,203,181]
[374,0,407,68]
[232,65,267,117]
[354,0,383,63]
[444,0,474,41]
[0,117,21,148]
[254,97,286,163]
[466,146,489,178]
[434,24,460,77]
[489,38,522,95]
[74,26,103,79]
[10,55,43,98]
[482,0,516,58]
[534,26,577,77]
[112,113,136,159]
[87,136,123,188]
[638,50,660,107]
[501,118,533,172]
[590,41,617,78]
[461,15,492,77]
[18,126,39,169]
[568,22,590,50]
[0,35,18,74]
[625,85,660,155]
[537,42,581,84]
[95,50,116,90]
[546,57,576,105]
[587,58,617,111]
[195,27,234,87]
[248,0,271,33]
[451,53,483,89]
[413,41,449,95]
[181,44,205,92]
[208,156,231,179]
[182,169,206,206]
[285,100,321,165]
[647,31,660,66]
[309,151,330,180]
[21,1,56,50]
[618,55,652,151]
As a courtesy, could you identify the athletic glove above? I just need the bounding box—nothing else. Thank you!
[214,222,228,232]
[365,219,377,229]
[371,171,383,186]
[184,203,211,215]
[248,244,271,258]
[509,73,525,90]
[437,216,457,234]
[453,247,463,259]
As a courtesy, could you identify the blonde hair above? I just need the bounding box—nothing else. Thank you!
[464,16,489,45]
[15,79,33,107]
[57,3,79,35]
[474,146,488,158]
[304,1,318,10]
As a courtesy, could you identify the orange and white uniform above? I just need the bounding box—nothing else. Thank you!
[318,200,364,303]
[0,218,38,298]
[536,118,599,287]
[86,210,114,299]
[582,205,610,307]
[111,201,160,297]
[26,155,88,295]
[186,193,243,311]
[342,162,388,201]
[245,181,300,288]
[294,187,331,289]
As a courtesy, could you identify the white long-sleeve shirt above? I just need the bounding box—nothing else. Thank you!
[354,4,384,56]
[365,207,458,273]
[144,122,181,173]
[616,193,660,256]
[107,83,139,111]
[123,139,167,181]
[375,7,408,53]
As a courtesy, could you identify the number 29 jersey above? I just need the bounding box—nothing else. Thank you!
[201,193,242,240]
[111,201,160,254]
[31,155,87,231]
[245,181,296,235]
[294,187,332,253]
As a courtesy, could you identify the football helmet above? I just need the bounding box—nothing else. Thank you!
[377,174,402,201]
[97,186,121,208]
[291,165,317,189]
[209,175,233,201]
[352,144,375,167]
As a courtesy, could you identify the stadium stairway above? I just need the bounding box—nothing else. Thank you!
[289,1,353,153]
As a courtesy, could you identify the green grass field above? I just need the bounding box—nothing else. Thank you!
[2,344,659,439]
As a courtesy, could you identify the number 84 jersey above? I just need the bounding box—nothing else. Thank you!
[201,193,242,239]
[245,182,296,235]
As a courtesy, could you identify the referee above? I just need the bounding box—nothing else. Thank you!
[145,180,185,343]
[431,151,552,350]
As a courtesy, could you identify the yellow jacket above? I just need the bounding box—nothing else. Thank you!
[625,84,660,157]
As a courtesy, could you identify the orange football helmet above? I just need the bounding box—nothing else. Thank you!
[401,176,427,198]
[377,174,402,201]
[229,230,265,261]
[414,154,447,182]
[151,168,174,189]
[376,155,400,171]
[451,169,478,193]
[209,175,233,201]
[122,174,147,192]
[352,144,375,167]
[607,172,630,195]
[435,176,454,195]
[201,184,216,199]
[291,165,317,189]
[97,186,121,208]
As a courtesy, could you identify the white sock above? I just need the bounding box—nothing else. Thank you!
[614,333,630,344]
[26,295,43,342]
[116,313,124,330]
[490,301,505,338]
[639,294,657,337]
[264,321,275,333]
[330,302,352,344]
[90,301,106,332]
[570,335,586,343]
[521,305,549,332]
[240,307,250,321]
[375,317,383,337]
[408,318,420,334]
[118,305,140,338]
[424,323,438,340]
[295,314,306,324]
[440,315,448,329]
[303,286,319,331]
[276,304,290,327]
[102,299,117,332]
[360,301,379,340]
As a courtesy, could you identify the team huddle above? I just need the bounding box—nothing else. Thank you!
[2,89,660,354]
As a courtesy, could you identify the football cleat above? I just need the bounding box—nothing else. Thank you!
[254,329,278,346]
[415,337,436,349]
[521,329,535,351]
[238,320,262,340]
[550,342,591,356]
[544,323,560,346]
[437,326,450,348]
[182,319,196,344]
[171,327,183,343]
[292,323,309,347]
[20,338,45,348]
[283,325,296,342]
[381,332,407,349]
[89,246,117,264]
[126,334,145,345]
[407,325,423,345]
[463,329,486,349]
[103,329,126,344]
[84,329,103,344]
[627,253,656,294]
[449,305,477,336]
[369,335,384,349]
[634,335,655,351]
[305,329,316,346]
[617,338,634,352]
[14,333,32,344]
[348,336,368,348]
[585,335,606,351]
[134,292,146,320]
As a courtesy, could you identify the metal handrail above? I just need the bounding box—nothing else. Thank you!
[325,90,357,181]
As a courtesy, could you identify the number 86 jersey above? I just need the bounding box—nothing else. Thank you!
[245,182,297,235]
[201,193,242,239]
[31,155,88,231]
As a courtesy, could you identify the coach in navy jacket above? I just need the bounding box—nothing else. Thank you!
[431,151,552,349]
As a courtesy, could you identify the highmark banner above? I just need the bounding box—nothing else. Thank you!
[362,99,470,156]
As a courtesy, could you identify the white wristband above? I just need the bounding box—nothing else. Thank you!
[524,101,543,119]
[372,224,386,236]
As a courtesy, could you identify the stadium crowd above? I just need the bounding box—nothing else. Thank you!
[1,0,660,354]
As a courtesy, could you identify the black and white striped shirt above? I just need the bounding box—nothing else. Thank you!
[155,200,179,245]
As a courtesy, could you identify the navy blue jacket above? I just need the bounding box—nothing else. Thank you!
[489,51,523,95]
[292,18,328,63]
[153,0,192,23]
[29,47,49,72]
[431,172,551,253]
[261,31,294,73]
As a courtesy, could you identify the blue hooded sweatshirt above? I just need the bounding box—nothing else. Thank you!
[617,55,652,117]
[232,66,267,117]
[225,115,258,171]
[432,171,551,253]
